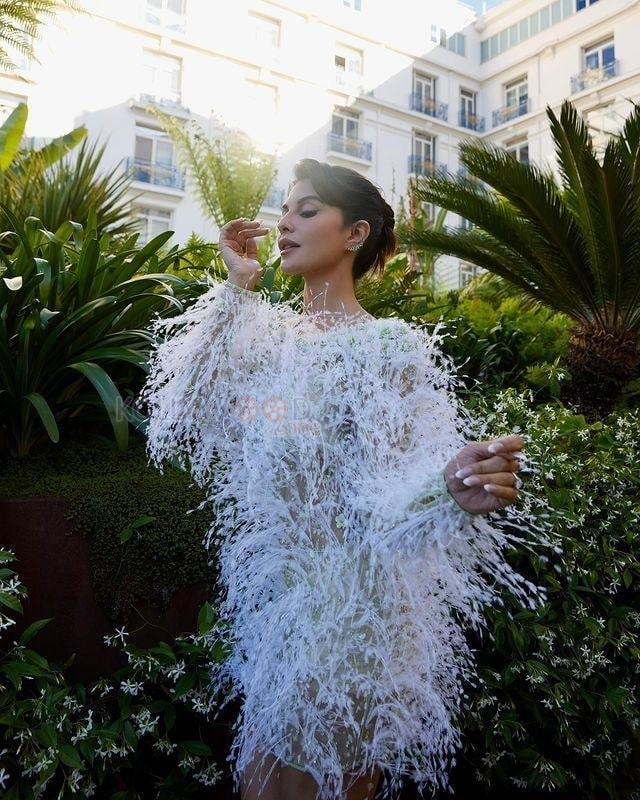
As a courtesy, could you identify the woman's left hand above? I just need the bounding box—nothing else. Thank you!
[443,434,524,515]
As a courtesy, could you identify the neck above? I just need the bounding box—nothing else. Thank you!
[302,260,362,316]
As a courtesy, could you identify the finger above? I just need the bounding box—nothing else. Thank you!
[223,217,262,228]
[236,226,269,244]
[486,434,525,456]
[461,471,518,488]
[456,456,520,478]
[484,484,518,502]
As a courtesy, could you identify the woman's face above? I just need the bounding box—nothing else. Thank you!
[276,179,352,277]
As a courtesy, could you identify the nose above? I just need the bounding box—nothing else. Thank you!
[277,210,292,233]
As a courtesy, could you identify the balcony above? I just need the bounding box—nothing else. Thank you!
[142,2,186,34]
[409,93,448,121]
[262,186,285,210]
[334,70,364,95]
[408,155,447,177]
[492,98,530,127]
[126,156,186,191]
[327,133,372,162]
[459,111,485,132]
[571,61,618,93]
[130,93,190,118]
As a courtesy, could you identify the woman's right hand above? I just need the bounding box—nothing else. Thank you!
[218,218,270,290]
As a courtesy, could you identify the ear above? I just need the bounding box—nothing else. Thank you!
[347,219,370,247]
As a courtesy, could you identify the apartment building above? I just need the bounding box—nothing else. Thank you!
[0,0,638,288]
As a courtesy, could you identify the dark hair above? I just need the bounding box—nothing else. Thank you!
[292,158,396,282]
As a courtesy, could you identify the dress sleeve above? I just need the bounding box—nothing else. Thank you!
[139,279,271,487]
[349,319,545,612]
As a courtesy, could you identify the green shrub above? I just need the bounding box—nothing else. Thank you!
[0,436,211,620]
[0,551,227,798]
[0,212,200,457]
[453,392,640,799]
[423,295,572,398]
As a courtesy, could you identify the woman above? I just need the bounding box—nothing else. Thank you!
[142,159,540,800]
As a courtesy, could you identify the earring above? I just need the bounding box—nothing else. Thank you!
[346,242,363,252]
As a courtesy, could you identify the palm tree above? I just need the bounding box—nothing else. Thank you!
[0,0,78,72]
[403,100,640,414]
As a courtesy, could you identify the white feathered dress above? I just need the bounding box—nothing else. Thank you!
[141,280,543,799]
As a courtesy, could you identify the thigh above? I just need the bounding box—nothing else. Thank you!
[240,750,280,800]
[342,765,382,800]
[280,763,320,800]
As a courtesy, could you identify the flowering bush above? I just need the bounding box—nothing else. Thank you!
[0,552,227,798]
[453,392,640,799]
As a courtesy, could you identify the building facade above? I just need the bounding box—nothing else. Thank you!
[0,0,638,288]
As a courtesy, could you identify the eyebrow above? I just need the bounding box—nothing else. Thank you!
[281,194,322,213]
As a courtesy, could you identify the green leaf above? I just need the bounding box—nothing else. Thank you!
[174,671,197,698]
[18,617,52,644]
[66,361,128,450]
[35,125,87,168]
[24,392,60,443]
[0,102,28,169]
[58,743,83,769]
[197,602,215,634]
[179,740,212,756]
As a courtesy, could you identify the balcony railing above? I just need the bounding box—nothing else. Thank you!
[334,70,364,94]
[408,155,447,177]
[143,5,186,34]
[458,111,485,132]
[492,98,530,127]
[571,60,618,93]
[262,186,285,210]
[409,93,448,121]
[327,133,372,161]
[126,156,186,191]
[134,92,190,116]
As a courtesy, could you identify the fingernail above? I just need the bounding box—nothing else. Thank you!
[512,451,524,459]
[488,443,504,454]
[484,484,495,492]
[463,476,481,486]
[455,467,473,479]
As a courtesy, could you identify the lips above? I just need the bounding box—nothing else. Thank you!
[278,238,300,255]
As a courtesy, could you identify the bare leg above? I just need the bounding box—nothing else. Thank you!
[241,750,381,800]
[343,766,381,800]
[240,750,280,800]
[280,763,320,799]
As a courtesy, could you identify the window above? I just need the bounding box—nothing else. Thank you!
[459,262,482,287]
[331,108,359,140]
[342,0,362,9]
[584,37,615,73]
[144,0,186,33]
[329,108,371,159]
[505,77,528,114]
[133,206,172,245]
[142,52,182,105]
[584,103,618,152]
[411,133,436,175]
[248,12,280,48]
[429,24,440,44]
[577,0,599,9]
[447,33,465,57]
[334,45,362,76]
[334,44,363,91]
[133,125,183,189]
[412,72,438,115]
[505,137,529,163]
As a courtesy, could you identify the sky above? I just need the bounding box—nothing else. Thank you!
[467,0,507,13]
